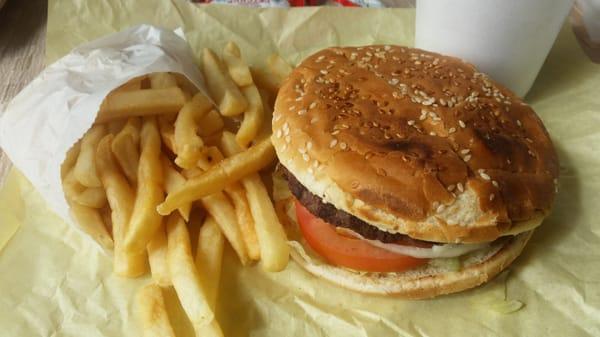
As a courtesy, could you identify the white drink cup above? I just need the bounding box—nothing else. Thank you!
[415,0,574,97]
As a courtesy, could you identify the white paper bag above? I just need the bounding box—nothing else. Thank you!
[0,24,206,231]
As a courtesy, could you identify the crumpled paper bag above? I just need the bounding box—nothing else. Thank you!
[1,1,600,336]
[0,24,205,230]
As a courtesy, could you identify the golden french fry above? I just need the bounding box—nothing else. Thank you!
[62,141,81,179]
[225,183,260,261]
[166,213,223,336]
[161,156,192,221]
[196,146,224,171]
[96,134,148,277]
[174,92,213,169]
[173,72,200,96]
[147,224,171,287]
[96,87,187,123]
[136,284,176,337]
[111,117,141,185]
[150,72,178,89]
[115,75,147,92]
[236,84,264,148]
[222,41,253,87]
[74,125,106,188]
[157,138,276,215]
[64,171,107,208]
[68,202,114,250]
[250,67,280,98]
[195,216,224,309]
[124,118,164,254]
[198,110,224,137]
[202,48,248,116]
[201,192,249,266]
[220,132,289,271]
[158,114,176,154]
[267,54,293,87]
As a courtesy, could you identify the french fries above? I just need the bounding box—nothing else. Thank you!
[65,44,291,336]
[74,125,106,188]
[96,87,187,123]
[225,182,261,261]
[220,132,289,271]
[157,138,276,215]
[222,41,253,87]
[96,134,147,277]
[166,213,223,336]
[236,84,264,148]
[173,92,213,169]
[195,216,224,309]
[111,117,141,185]
[147,224,171,287]
[124,118,164,254]
[267,53,293,88]
[150,72,178,89]
[161,156,192,221]
[201,191,249,266]
[202,48,248,116]
[136,284,176,337]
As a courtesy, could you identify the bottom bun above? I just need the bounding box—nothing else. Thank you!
[283,198,533,299]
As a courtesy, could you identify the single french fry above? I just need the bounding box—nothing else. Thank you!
[158,114,177,154]
[166,213,223,336]
[236,84,264,148]
[173,92,213,169]
[124,118,164,254]
[150,72,178,89]
[96,134,147,277]
[111,117,141,185]
[156,138,276,215]
[224,182,260,260]
[267,54,293,87]
[115,75,147,92]
[220,132,289,271]
[201,191,249,266]
[136,284,176,337]
[74,125,107,188]
[61,141,81,179]
[250,67,280,98]
[68,201,114,250]
[198,110,224,137]
[195,216,224,309]
[161,156,192,221]
[222,41,253,87]
[96,87,187,123]
[63,170,107,208]
[147,224,171,287]
[202,48,248,116]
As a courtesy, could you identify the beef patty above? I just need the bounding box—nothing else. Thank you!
[284,168,433,245]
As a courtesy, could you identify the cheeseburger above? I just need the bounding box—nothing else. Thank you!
[271,46,559,298]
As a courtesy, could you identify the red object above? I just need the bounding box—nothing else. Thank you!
[295,201,428,273]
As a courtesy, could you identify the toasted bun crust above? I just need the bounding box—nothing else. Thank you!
[272,45,558,243]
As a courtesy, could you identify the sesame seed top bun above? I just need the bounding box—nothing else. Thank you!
[272,45,558,243]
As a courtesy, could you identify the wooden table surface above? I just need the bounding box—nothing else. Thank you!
[0,0,46,185]
[0,0,598,187]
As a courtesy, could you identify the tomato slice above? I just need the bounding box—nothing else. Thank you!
[295,201,428,273]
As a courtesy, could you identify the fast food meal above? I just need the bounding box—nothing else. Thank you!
[60,41,292,335]
[271,45,559,299]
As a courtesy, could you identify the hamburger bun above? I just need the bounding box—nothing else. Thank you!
[272,45,558,243]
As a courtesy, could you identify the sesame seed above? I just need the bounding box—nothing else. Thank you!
[419,114,427,121]
[432,201,439,209]
[492,180,499,188]
[384,45,391,51]
[281,144,287,151]
[457,183,464,192]
[388,78,399,85]
[449,127,456,134]
[308,167,314,174]
[309,102,317,109]
[463,154,472,162]
[437,204,446,213]
[298,109,307,115]
[516,120,522,127]
[316,55,325,63]
[340,142,347,150]
[298,147,306,154]
[460,149,470,155]
[289,106,295,111]
[329,139,338,148]
[331,130,340,136]
[295,97,303,101]
[310,117,318,124]
[275,130,282,138]
[407,120,415,126]
[302,153,310,162]
[447,184,456,192]
[489,194,495,201]
[320,70,328,75]
[285,135,291,143]
[479,171,491,181]
[306,141,313,150]
[283,128,289,136]
[459,120,466,128]
[429,131,437,136]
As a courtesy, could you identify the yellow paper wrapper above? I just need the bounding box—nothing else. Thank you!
[1,0,599,336]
